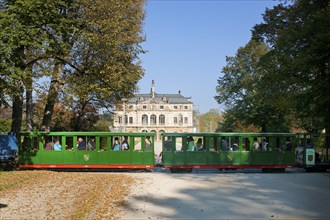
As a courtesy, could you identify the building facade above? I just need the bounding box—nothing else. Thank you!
[113,80,195,140]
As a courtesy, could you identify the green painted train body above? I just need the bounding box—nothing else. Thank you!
[162,133,296,171]
[14,131,329,172]
[18,132,155,169]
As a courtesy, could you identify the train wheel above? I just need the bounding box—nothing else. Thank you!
[170,168,192,173]
[262,168,270,173]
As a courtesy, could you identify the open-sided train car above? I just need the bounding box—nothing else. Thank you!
[161,132,296,172]
[18,132,155,170]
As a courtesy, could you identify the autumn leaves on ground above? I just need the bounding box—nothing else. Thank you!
[0,171,135,220]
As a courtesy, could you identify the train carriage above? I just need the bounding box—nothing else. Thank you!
[18,132,155,170]
[161,133,296,172]
[2,131,327,172]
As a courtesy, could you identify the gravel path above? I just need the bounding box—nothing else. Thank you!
[119,169,330,220]
[1,169,329,220]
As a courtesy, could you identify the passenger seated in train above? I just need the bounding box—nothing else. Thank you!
[232,142,239,151]
[53,139,62,151]
[44,141,54,150]
[285,138,292,151]
[121,136,129,151]
[87,138,96,150]
[253,137,260,151]
[196,138,205,151]
[112,137,120,151]
[221,137,228,151]
[164,137,172,151]
[187,136,195,151]
[77,137,86,150]
[261,138,268,151]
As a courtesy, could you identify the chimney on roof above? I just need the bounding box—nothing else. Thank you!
[151,80,155,98]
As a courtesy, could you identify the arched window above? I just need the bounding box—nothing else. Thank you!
[142,114,148,125]
[150,114,157,125]
[159,115,165,125]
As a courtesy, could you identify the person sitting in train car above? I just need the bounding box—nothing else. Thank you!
[145,136,152,151]
[232,143,239,151]
[121,136,129,151]
[77,137,86,150]
[53,139,62,151]
[164,136,172,151]
[285,138,292,151]
[187,136,195,151]
[261,138,268,151]
[44,141,54,150]
[221,137,228,151]
[196,138,205,151]
[112,137,120,151]
[87,138,96,150]
[253,137,260,151]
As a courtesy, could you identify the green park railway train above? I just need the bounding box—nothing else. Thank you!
[1,131,329,172]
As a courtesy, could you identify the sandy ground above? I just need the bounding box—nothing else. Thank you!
[119,169,330,220]
[0,169,329,220]
[0,171,135,220]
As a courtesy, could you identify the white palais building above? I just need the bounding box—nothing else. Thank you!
[113,80,195,140]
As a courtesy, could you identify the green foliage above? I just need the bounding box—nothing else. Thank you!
[0,118,11,132]
[252,0,330,132]
[1,0,146,131]
[198,109,223,132]
[215,40,291,132]
[216,0,329,133]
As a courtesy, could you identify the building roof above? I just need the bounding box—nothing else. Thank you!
[127,80,193,105]
[128,92,192,104]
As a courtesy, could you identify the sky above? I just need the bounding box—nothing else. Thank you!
[137,0,279,114]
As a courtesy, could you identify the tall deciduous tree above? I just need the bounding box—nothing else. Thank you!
[1,0,146,132]
[215,40,290,132]
[252,0,329,135]
[198,109,223,132]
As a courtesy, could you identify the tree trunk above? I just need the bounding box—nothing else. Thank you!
[25,65,33,132]
[325,107,330,161]
[41,62,64,131]
[11,89,23,134]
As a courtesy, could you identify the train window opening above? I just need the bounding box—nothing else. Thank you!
[75,136,96,150]
[220,137,229,151]
[275,137,283,151]
[65,137,74,151]
[175,137,183,152]
[243,138,250,151]
[111,136,121,151]
[186,136,195,151]
[194,136,205,151]
[86,136,96,150]
[21,136,39,151]
[53,136,62,151]
[285,137,293,151]
[260,137,270,152]
[99,136,108,151]
[144,136,152,151]
[229,137,239,151]
[253,137,261,151]
[134,137,142,151]
[164,136,173,151]
[44,136,55,150]
[121,136,130,151]
[209,137,217,152]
